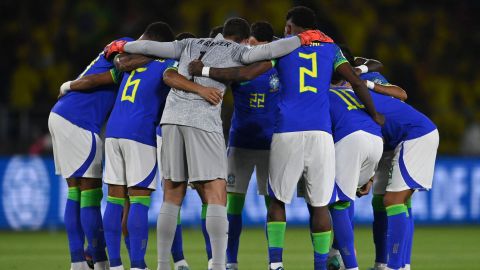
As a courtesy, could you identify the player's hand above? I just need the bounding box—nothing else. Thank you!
[356,178,373,197]
[298,30,334,45]
[354,67,362,76]
[58,81,72,99]
[104,40,127,61]
[198,86,222,105]
[373,112,385,126]
[188,60,204,76]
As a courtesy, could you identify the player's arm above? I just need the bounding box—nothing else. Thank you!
[104,39,187,60]
[58,69,118,98]
[336,62,384,125]
[366,80,408,101]
[236,30,329,64]
[188,60,273,83]
[163,68,222,105]
[114,54,152,72]
[353,57,383,75]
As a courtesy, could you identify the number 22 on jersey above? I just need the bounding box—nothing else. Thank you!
[121,67,147,103]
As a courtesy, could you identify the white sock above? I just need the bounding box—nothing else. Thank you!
[404,264,411,270]
[174,259,189,269]
[208,259,213,269]
[270,262,283,269]
[109,265,124,270]
[157,202,180,270]
[71,261,89,270]
[206,204,228,270]
[94,260,109,270]
[346,268,359,270]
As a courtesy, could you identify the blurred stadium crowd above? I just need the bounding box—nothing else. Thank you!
[0,0,478,155]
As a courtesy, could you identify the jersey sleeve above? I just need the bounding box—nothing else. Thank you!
[110,68,122,84]
[360,72,391,85]
[163,60,179,75]
[333,45,349,70]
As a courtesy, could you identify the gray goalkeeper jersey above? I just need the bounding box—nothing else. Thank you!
[124,34,300,133]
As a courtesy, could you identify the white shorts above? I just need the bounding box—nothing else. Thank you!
[161,125,227,182]
[374,129,439,194]
[227,147,269,195]
[269,131,335,207]
[104,138,158,189]
[335,131,383,201]
[156,135,163,173]
[48,112,103,179]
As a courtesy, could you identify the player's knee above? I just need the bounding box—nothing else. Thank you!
[163,182,186,206]
[203,179,227,205]
[79,178,102,191]
[227,193,246,215]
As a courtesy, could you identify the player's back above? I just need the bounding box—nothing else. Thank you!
[275,42,347,133]
[106,58,175,146]
[229,67,280,150]
[369,91,436,150]
[329,86,381,143]
[51,37,133,133]
[161,34,250,133]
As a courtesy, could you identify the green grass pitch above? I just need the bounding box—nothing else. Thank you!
[1,226,479,269]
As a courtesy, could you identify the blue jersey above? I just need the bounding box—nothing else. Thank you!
[105,59,175,146]
[228,67,280,150]
[275,42,348,133]
[51,37,134,134]
[360,72,437,150]
[360,72,390,85]
[329,86,382,143]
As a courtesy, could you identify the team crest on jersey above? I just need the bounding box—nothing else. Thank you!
[269,74,280,92]
[227,174,236,186]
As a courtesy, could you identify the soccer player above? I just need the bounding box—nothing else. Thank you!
[326,76,384,270]
[62,22,176,270]
[49,36,133,270]
[335,51,437,269]
[103,17,325,270]
[267,7,382,270]
[224,21,279,270]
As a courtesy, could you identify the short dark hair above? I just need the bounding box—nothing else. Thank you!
[286,6,317,29]
[223,17,250,41]
[209,25,223,38]
[176,32,196,40]
[251,21,274,42]
[143,22,175,42]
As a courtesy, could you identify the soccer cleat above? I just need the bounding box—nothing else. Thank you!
[367,263,387,270]
[327,253,345,270]
[84,249,94,269]
[207,259,213,270]
[176,266,190,270]
[269,263,284,270]
[226,263,238,270]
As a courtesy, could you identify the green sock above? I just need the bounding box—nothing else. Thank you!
[80,188,103,208]
[312,231,332,255]
[68,187,81,202]
[227,193,245,215]
[267,221,286,263]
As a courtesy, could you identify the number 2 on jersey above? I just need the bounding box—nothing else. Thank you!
[330,89,365,110]
[121,67,147,103]
[299,52,318,93]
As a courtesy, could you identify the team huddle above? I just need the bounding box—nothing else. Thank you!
[48,6,439,270]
